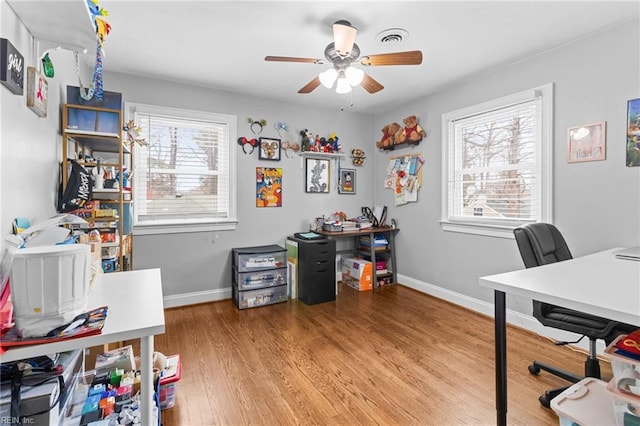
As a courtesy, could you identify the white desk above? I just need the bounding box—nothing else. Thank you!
[479,249,640,426]
[1,268,166,425]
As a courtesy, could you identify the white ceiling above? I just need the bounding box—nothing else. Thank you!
[7,1,640,114]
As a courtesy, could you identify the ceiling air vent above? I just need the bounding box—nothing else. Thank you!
[376,28,409,45]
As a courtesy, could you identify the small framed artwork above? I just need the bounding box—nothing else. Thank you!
[259,137,281,161]
[626,98,640,167]
[305,158,330,193]
[26,67,48,118]
[256,167,282,207]
[567,122,606,163]
[338,168,356,194]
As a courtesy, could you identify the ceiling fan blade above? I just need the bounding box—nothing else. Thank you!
[361,73,384,94]
[265,56,323,64]
[360,50,423,66]
[298,77,321,94]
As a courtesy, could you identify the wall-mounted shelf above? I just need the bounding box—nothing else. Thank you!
[299,152,345,159]
[7,0,97,53]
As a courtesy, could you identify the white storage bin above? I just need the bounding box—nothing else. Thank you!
[605,378,640,426]
[9,244,90,337]
[550,378,615,426]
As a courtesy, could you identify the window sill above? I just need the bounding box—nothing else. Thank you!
[439,220,517,239]
[133,221,238,235]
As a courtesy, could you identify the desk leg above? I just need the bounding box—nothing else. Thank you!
[140,335,155,425]
[388,230,397,284]
[370,232,377,288]
[495,290,507,426]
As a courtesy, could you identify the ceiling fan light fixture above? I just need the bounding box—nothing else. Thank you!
[333,20,357,58]
[344,66,364,86]
[336,76,352,94]
[319,68,338,88]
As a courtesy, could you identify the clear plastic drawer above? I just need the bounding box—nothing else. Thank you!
[233,284,287,309]
[235,267,287,290]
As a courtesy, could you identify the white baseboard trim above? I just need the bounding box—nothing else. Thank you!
[163,287,231,308]
[397,273,605,355]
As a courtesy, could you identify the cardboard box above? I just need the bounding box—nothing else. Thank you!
[342,257,372,291]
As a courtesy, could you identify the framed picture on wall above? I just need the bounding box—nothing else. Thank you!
[338,168,356,194]
[305,158,329,193]
[567,122,606,163]
[626,98,640,167]
[259,137,281,161]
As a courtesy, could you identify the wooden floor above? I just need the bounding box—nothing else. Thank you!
[141,283,612,426]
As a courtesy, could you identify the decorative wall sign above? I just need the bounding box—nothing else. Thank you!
[26,67,48,118]
[256,167,282,207]
[305,158,329,193]
[567,122,606,163]
[338,169,356,194]
[0,38,24,95]
[626,98,640,167]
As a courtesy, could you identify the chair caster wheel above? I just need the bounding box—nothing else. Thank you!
[539,394,551,409]
[528,364,540,375]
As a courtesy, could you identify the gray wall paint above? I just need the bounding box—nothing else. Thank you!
[373,20,640,312]
[60,71,376,297]
[2,0,638,316]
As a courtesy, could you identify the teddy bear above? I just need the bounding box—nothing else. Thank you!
[376,122,404,149]
[403,115,426,144]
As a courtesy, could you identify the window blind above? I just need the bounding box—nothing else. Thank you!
[449,100,539,221]
[134,112,231,224]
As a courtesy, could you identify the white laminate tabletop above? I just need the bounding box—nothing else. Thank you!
[1,268,166,363]
[480,249,640,326]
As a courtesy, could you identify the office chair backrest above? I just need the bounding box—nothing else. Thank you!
[513,223,573,269]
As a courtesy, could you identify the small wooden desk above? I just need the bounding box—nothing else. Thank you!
[1,268,165,425]
[317,227,399,287]
[479,249,640,426]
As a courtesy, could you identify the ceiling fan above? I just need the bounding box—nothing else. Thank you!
[265,20,422,95]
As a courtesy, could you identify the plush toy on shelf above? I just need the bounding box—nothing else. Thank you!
[376,122,404,150]
[403,115,426,144]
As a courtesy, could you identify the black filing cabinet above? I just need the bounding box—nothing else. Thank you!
[287,236,336,305]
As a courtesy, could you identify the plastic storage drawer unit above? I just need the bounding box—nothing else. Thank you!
[234,267,287,290]
[233,245,286,272]
[232,284,288,309]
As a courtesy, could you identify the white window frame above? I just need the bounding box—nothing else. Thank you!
[126,102,237,235]
[440,84,553,238]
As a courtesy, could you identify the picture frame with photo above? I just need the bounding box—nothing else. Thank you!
[259,137,281,161]
[338,168,356,194]
[567,121,606,163]
[305,158,329,193]
[626,98,640,167]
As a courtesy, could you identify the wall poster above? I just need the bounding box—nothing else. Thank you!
[256,167,282,207]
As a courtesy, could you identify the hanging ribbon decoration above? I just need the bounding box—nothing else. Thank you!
[78,1,110,101]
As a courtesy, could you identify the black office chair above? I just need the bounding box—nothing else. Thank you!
[513,223,636,408]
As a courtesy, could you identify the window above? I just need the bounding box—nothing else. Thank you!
[126,103,237,234]
[441,84,553,238]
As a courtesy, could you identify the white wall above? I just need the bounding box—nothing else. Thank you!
[373,19,640,318]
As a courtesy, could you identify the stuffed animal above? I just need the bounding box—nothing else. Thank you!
[376,122,403,149]
[300,129,313,152]
[403,115,426,144]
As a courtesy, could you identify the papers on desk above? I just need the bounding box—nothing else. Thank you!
[614,247,640,261]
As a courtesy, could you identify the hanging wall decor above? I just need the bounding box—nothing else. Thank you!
[384,153,424,206]
[26,67,48,118]
[0,38,24,95]
[338,169,356,194]
[627,98,640,167]
[567,122,606,163]
[259,137,281,161]
[305,158,330,193]
[256,167,282,207]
